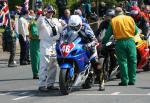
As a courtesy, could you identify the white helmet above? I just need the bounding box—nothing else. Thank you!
[68,15,82,32]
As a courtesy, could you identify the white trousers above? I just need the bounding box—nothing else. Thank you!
[38,54,57,87]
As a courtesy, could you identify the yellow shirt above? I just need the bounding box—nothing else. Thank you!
[111,15,136,40]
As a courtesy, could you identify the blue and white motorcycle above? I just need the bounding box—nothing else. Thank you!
[56,30,96,95]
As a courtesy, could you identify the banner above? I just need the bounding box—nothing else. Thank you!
[0,1,9,26]
[24,0,29,10]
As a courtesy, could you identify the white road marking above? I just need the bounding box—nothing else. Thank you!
[12,96,30,100]
[0,92,28,96]
[0,93,11,95]
[71,93,150,96]
[12,92,34,101]
[19,92,28,95]
[147,93,150,95]
[110,92,120,95]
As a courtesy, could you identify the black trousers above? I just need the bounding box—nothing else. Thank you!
[19,35,30,63]
[8,38,16,64]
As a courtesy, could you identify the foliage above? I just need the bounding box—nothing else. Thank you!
[6,0,123,12]
[99,0,118,6]
[7,0,32,10]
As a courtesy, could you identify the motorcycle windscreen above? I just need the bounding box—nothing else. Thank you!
[60,30,79,43]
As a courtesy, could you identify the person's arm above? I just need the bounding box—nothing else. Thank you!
[134,22,138,35]
[19,18,26,36]
[102,24,113,44]
[85,24,96,41]
[95,21,107,38]
[37,17,46,29]
[143,18,149,36]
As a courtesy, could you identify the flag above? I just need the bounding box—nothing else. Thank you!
[0,1,9,26]
[24,0,29,10]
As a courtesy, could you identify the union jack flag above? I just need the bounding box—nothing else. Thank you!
[0,1,9,26]
[24,0,29,10]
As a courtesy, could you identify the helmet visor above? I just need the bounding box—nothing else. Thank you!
[70,25,81,31]
[130,10,138,17]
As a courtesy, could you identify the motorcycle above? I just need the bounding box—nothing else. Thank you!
[102,34,150,80]
[134,34,150,71]
[56,30,95,95]
[97,29,120,80]
[102,36,120,80]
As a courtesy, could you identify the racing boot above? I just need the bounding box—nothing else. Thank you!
[99,80,105,91]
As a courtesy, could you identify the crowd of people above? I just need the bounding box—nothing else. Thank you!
[1,0,150,92]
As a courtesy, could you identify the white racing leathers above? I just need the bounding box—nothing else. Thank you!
[37,16,62,87]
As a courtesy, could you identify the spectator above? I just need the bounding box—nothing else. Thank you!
[8,16,18,67]
[18,10,30,65]
[74,9,88,23]
[98,2,107,17]
[60,9,71,24]
[2,17,17,67]
[81,0,91,18]
[56,0,68,18]
[28,13,40,79]
[29,10,36,19]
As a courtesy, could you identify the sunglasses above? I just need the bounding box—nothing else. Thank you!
[47,11,54,13]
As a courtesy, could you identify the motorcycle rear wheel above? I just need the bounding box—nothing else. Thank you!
[59,69,73,95]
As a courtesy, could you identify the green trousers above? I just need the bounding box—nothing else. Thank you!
[115,38,137,84]
[30,40,40,77]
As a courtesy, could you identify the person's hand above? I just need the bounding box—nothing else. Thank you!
[83,44,91,50]
[59,19,67,27]
[96,42,102,49]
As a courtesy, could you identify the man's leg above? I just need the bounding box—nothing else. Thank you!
[127,39,137,84]
[91,47,105,90]
[8,38,17,67]
[46,58,59,90]
[19,35,27,65]
[25,37,30,64]
[30,40,40,78]
[115,40,129,85]
[38,54,49,92]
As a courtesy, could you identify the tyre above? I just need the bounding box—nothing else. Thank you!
[116,67,120,79]
[103,55,111,81]
[103,52,119,80]
[82,68,95,89]
[143,61,150,71]
[59,69,73,95]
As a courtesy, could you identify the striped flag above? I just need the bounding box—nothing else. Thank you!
[24,0,29,10]
[0,1,9,26]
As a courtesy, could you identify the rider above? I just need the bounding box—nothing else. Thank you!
[61,15,105,91]
[130,6,149,37]
[96,9,116,80]
[95,9,115,39]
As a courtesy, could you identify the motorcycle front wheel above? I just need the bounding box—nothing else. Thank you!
[59,69,73,95]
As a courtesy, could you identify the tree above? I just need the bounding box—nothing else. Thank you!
[7,0,32,10]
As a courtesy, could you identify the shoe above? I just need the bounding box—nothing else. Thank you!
[20,61,28,65]
[128,82,135,85]
[99,80,105,91]
[47,86,59,90]
[99,84,105,91]
[38,86,48,92]
[8,61,17,67]
[8,63,17,67]
[118,82,128,86]
[33,76,39,79]
[27,61,31,64]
